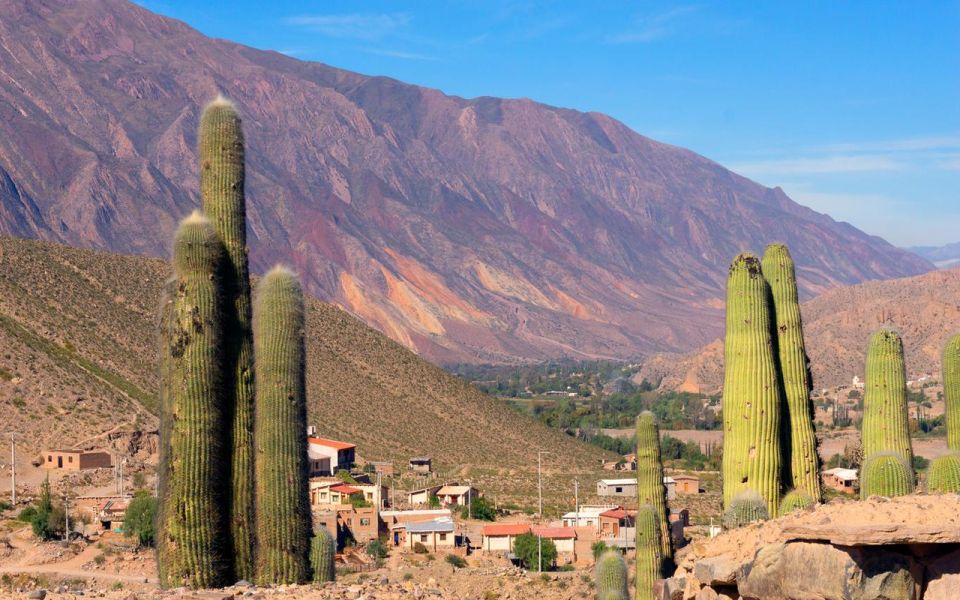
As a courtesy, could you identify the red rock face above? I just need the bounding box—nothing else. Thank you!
[0,0,932,363]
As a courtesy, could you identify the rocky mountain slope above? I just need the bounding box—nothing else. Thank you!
[0,0,932,364]
[0,236,610,485]
[640,267,960,393]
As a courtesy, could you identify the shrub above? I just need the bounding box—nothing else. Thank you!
[445,554,467,569]
[513,533,556,572]
[17,506,37,523]
[413,542,429,554]
[123,491,157,547]
[402,572,414,581]
[461,495,496,521]
[93,553,106,566]
[590,540,608,559]
[366,539,388,560]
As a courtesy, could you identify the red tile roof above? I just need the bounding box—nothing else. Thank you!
[600,508,627,519]
[308,437,357,451]
[330,484,361,494]
[531,526,576,539]
[482,523,531,537]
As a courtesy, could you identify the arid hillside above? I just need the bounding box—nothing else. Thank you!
[640,267,960,393]
[0,236,611,483]
[0,0,931,365]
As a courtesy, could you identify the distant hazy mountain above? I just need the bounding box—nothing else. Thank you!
[907,243,960,268]
[0,0,932,364]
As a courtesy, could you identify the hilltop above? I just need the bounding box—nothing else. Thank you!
[640,267,960,392]
[0,0,931,365]
[0,236,611,498]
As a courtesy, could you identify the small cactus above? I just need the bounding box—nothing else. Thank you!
[926,453,960,494]
[860,452,915,499]
[634,505,661,600]
[943,334,960,451]
[722,489,769,529]
[778,489,814,516]
[594,549,628,600]
[310,528,336,583]
[635,411,670,563]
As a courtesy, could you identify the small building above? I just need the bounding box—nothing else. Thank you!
[380,508,453,541]
[354,483,390,508]
[482,523,530,552]
[436,485,479,507]
[532,526,577,560]
[309,479,365,506]
[673,475,700,495]
[43,450,112,471]
[409,457,432,475]
[397,518,456,552]
[407,484,444,506]
[338,505,379,544]
[97,498,129,531]
[560,505,619,531]
[823,467,858,493]
[596,479,636,497]
[307,438,356,476]
[598,507,633,539]
[369,461,394,477]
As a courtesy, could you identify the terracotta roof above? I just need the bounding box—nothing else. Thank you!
[308,437,356,451]
[482,523,531,537]
[329,484,361,494]
[672,475,699,481]
[600,508,627,519]
[531,526,576,539]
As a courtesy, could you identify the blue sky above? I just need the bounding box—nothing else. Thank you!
[137,1,960,247]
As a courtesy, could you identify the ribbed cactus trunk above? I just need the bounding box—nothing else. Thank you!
[860,452,914,499]
[861,329,913,465]
[594,549,628,600]
[156,213,230,589]
[927,453,960,493]
[762,244,821,502]
[253,267,311,585]
[199,96,256,581]
[635,411,670,564]
[943,334,960,451]
[721,253,782,515]
[634,505,661,600]
[310,528,336,583]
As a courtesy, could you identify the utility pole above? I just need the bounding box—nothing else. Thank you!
[537,450,551,572]
[8,433,17,505]
[118,458,127,497]
[64,494,70,541]
[574,479,579,528]
[467,485,471,520]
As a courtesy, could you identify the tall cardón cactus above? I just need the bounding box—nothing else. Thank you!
[634,505,661,600]
[762,243,821,502]
[721,253,782,515]
[943,334,960,451]
[861,329,913,465]
[635,411,670,564]
[594,549,629,600]
[199,96,256,580]
[310,528,336,583]
[253,267,311,585]
[860,452,914,499]
[157,212,230,589]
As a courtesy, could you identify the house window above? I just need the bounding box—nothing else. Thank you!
[420,534,429,542]
[47,455,52,462]
[360,518,370,526]
[439,533,447,541]
[69,456,74,463]
[615,487,622,493]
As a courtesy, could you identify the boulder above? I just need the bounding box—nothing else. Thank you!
[694,555,739,587]
[923,547,960,600]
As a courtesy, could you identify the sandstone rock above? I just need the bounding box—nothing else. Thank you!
[920,547,960,600]
[694,587,718,600]
[26,591,46,600]
[694,555,739,587]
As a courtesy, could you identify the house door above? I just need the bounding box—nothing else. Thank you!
[57,456,63,468]
[394,531,400,545]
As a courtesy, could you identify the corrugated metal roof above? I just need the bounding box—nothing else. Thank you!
[405,519,454,533]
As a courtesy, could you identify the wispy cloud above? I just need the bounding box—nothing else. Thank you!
[732,155,905,176]
[605,5,700,44]
[286,13,410,41]
[362,48,437,61]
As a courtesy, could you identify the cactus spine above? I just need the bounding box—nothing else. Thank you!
[310,528,336,583]
[943,334,960,451]
[156,213,230,588]
[594,549,629,600]
[861,329,914,466]
[634,505,661,600]
[722,489,769,529]
[253,267,311,584]
[199,96,256,580]
[635,411,671,563]
[926,453,960,493]
[721,253,782,515]
[778,489,814,516]
[762,244,821,502]
[860,452,914,499]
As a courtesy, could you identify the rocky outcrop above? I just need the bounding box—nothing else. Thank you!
[663,495,960,600]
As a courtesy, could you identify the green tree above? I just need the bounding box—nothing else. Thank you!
[124,491,158,547]
[591,540,608,559]
[461,495,496,521]
[513,533,556,571]
[31,477,62,541]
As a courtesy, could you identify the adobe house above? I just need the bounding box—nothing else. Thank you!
[408,457,432,475]
[435,484,480,507]
[481,523,531,552]
[398,519,456,552]
[43,450,112,471]
[532,526,577,563]
[673,474,701,495]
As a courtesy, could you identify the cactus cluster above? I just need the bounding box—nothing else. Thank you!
[721,253,782,515]
[778,489,814,516]
[634,504,662,600]
[762,244,821,502]
[722,489,769,529]
[310,528,336,583]
[635,411,670,564]
[594,549,629,600]
[157,98,312,588]
[926,453,960,494]
[860,452,914,499]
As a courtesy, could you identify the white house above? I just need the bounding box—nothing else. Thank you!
[407,485,444,505]
[436,485,479,507]
[596,477,676,499]
[307,437,356,476]
[560,505,619,530]
[400,518,456,552]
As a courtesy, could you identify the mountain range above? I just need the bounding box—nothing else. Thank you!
[0,0,932,365]
[639,266,960,393]
[907,243,960,269]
